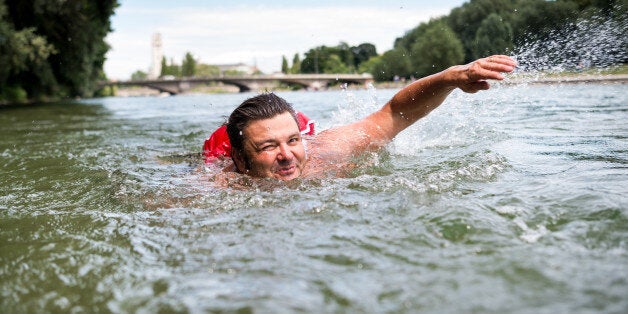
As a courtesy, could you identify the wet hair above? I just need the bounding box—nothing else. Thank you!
[226,93,299,169]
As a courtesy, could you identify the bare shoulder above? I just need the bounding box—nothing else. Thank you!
[309,117,390,155]
[302,123,385,178]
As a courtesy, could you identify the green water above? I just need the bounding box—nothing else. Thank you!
[1,84,626,313]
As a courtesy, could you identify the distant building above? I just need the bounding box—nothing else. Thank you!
[148,33,162,79]
[216,63,259,75]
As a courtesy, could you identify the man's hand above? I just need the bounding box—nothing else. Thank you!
[448,55,517,93]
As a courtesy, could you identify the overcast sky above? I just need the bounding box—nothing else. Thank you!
[103,0,468,80]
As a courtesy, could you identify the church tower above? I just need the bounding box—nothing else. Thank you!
[148,33,162,79]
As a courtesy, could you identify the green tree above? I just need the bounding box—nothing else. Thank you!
[1,0,118,101]
[323,55,350,73]
[371,48,412,81]
[394,18,435,51]
[351,43,377,69]
[510,0,579,44]
[195,63,220,77]
[301,42,376,74]
[290,53,301,74]
[0,25,57,100]
[160,57,168,77]
[130,70,147,80]
[357,55,381,75]
[281,55,289,74]
[410,21,465,78]
[447,0,514,62]
[301,46,325,73]
[160,56,180,77]
[336,42,354,71]
[473,13,513,59]
[181,52,196,77]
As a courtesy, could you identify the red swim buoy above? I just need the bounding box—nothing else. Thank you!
[203,112,315,163]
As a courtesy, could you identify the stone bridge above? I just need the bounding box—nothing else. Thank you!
[100,74,374,94]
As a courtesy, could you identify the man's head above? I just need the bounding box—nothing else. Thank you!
[226,93,307,180]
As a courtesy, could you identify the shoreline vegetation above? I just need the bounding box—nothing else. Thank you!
[1,72,626,103]
[110,71,627,98]
[1,0,626,105]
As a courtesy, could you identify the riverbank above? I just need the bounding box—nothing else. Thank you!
[110,73,628,98]
[1,73,626,106]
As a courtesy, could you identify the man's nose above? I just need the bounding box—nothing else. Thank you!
[277,143,294,161]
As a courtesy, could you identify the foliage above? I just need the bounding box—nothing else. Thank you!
[290,53,301,74]
[0,85,27,103]
[299,42,377,74]
[357,55,381,75]
[473,13,513,59]
[150,56,221,78]
[323,55,350,73]
[195,63,220,77]
[366,0,627,81]
[223,69,247,76]
[410,20,465,78]
[351,43,377,68]
[131,70,147,81]
[370,49,412,81]
[0,0,118,103]
[281,55,289,74]
[181,52,196,77]
[160,57,181,77]
[301,46,330,73]
[447,0,515,63]
[509,0,579,45]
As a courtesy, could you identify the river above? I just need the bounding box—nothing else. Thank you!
[1,82,626,313]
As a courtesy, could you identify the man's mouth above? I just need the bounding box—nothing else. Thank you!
[275,164,296,177]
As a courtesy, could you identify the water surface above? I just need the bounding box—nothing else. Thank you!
[1,83,626,313]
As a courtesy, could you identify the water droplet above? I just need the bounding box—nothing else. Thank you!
[512,11,626,74]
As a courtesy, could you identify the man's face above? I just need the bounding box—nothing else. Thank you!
[236,112,307,180]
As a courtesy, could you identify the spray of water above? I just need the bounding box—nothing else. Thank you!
[512,10,627,75]
[329,82,380,128]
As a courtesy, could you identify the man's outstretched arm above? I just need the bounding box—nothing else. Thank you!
[314,55,517,155]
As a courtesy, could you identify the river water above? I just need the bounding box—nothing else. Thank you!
[1,82,626,313]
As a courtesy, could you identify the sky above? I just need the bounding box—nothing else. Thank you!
[103,0,469,80]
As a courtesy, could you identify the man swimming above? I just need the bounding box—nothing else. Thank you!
[219,55,517,180]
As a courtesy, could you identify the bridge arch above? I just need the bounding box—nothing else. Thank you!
[99,74,374,95]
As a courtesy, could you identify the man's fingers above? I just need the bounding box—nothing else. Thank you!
[469,55,516,81]
[470,64,506,81]
[483,55,517,71]
[487,55,517,64]
[455,55,516,93]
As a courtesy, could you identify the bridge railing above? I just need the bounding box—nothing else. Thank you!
[99,73,374,94]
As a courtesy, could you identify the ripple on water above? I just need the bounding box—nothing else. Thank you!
[2,82,627,312]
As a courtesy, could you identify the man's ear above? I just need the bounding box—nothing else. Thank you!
[231,150,246,173]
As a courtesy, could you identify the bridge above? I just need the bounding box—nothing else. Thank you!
[100,73,374,94]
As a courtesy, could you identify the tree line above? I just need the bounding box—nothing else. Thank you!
[131,52,264,80]
[1,0,626,103]
[283,0,627,81]
[0,0,118,104]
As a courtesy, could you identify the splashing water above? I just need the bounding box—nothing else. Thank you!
[512,11,627,74]
[1,82,627,313]
[329,83,380,129]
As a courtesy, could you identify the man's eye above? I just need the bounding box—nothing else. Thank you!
[289,137,300,144]
[261,145,276,151]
